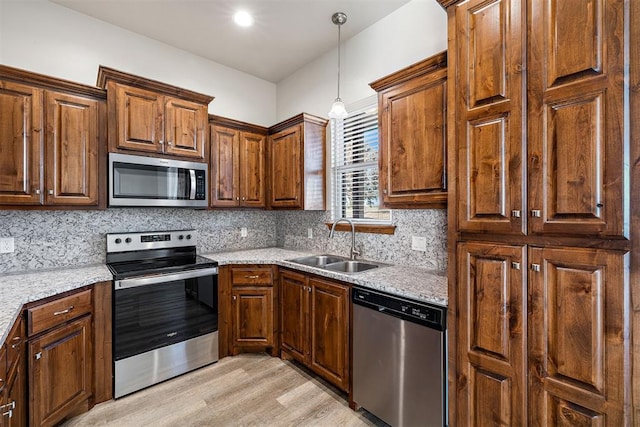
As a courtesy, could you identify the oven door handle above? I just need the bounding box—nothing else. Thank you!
[115,267,218,290]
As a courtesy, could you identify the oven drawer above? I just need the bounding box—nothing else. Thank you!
[231,267,273,286]
[27,289,93,336]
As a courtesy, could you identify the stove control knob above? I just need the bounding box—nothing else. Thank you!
[115,238,122,244]
[125,237,132,244]
[186,234,192,240]
[178,235,184,240]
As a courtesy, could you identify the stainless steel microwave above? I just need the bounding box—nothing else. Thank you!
[109,153,208,207]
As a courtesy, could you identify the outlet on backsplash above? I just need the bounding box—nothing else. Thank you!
[0,237,15,254]
[240,227,248,238]
[411,236,427,252]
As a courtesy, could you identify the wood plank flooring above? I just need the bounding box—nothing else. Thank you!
[64,354,387,426]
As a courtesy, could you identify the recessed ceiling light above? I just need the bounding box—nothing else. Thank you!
[234,10,254,27]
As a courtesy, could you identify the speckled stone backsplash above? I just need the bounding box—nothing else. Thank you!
[276,209,448,270]
[0,209,276,273]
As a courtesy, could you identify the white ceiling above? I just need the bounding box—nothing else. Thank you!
[51,0,412,83]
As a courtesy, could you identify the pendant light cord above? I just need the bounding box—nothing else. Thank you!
[337,23,341,100]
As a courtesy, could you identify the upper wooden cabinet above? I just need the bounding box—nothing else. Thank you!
[268,113,327,210]
[453,0,525,235]
[527,0,627,238]
[370,51,448,209]
[98,66,212,161]
[210,116,268,208]
[0,66,105,209]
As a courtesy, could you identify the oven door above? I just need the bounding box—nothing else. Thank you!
[113,268,218,361]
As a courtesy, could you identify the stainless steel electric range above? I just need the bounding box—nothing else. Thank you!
[106,230,218,398]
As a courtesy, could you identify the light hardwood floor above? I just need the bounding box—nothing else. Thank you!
[64,354,387,426]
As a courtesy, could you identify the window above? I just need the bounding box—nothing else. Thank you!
[331,96,391,223]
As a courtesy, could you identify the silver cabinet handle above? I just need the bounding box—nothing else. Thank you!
[48,189,54,195]
[531,209,541,217]
[53,306,74,316]
[236,197,239,201]
[245,275,260,279]
[35,352,42,360]
[242,196,246,201]
[531,264,541,272]
[511,210,521,218]
[167,141,173,146]
[35,189,40,195]
[159,140,164,145]
[232,295,237,301]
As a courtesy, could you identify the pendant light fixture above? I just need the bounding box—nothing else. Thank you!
[328,12,348,119]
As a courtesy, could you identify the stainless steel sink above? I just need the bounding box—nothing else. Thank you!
[323,260,380,273]
[286,255,386,274]
[288,254,348,267]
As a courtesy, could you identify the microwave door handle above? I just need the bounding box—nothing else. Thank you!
[189,169,196,200]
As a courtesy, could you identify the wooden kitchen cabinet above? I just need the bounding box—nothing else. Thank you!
[27,289,94,427]
[442,0,634,424]
[279,269,350,392]
[453,0,525,235]
[1,317,26,427]
[268,113,327,210]
[210,116,268,208]
[370,51,448,209]
[456,242,526,426]
[0,66,105,208]
[529,247,627,425]
[98,66,212,161]
[229,266,277,355]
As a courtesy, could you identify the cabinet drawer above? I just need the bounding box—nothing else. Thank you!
[27,289,93,336]
[6,316,24,371]
[231,268,273,286]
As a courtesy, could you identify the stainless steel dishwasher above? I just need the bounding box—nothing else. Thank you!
[352,286,447,427]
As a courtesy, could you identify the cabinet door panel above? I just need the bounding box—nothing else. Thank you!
[280,271,307,362]
[232,287,273,350]
[529,247,627,426]
[29,315,93,427]
[457,242,526,426]
[210,125,239,207]
[455,0,525,234]
[5,353,26,427]
[45,91,99,206]
[115,84,163,153]
[164,98,206,159]
[240,132,265,207]
[528,0,625,237]
[380,69,447,207]
[269,126,301,208]
[309,278,349,391]
[0,80,43,205]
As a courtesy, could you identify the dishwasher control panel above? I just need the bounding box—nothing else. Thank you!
[352,287,446,330]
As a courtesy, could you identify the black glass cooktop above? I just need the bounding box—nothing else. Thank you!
[108,254,217,280]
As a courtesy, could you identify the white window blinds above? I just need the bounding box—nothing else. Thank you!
[331,96,391,222]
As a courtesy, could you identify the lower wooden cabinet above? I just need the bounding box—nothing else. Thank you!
[280,269,350,392]
[1,317,26,427]
[227,266,277,356]
[456,243,629,425]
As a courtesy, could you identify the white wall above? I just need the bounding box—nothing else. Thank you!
[276,0,447,120]
[0,0,276,126]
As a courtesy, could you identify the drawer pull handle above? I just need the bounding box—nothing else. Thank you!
[35,352,42,360]
[53,306,74,316]
[10,340,21,349]
[245,275,260,279]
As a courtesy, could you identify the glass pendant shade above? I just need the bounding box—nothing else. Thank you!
[328,98,348,119]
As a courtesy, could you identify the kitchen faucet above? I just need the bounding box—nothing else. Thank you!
[329,218,360,260]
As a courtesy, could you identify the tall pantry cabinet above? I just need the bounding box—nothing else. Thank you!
[439,0,637,425]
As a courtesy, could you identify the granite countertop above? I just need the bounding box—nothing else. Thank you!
[0,264,113,344]
[203,248,448,307]
[0,247,447,346]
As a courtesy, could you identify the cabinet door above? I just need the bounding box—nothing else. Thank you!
[29,316,93,427]
[4,354,26,427]
[114,83,163,153]
[44,91,99,206]
[210,125,239,207]
[379,68,447,208]
[280,270,307,362]
[164,98,207,159]
[269,125,302,208]
[457,242,526,426]
[231,286,273,352]
[308,277,349,391]
[529,247,628,426]
[0,80,43,205]
[239,131,266,208]
[527,0,626,237]
[455,0,525,234]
